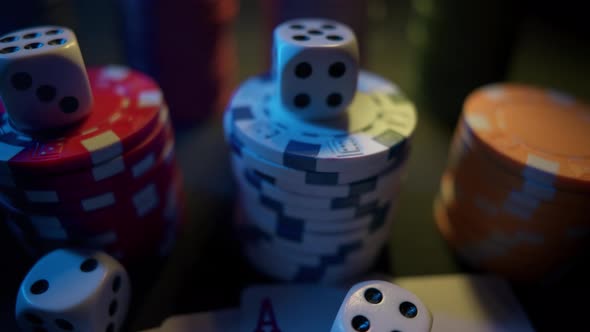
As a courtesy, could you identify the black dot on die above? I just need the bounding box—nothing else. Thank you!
[112,276,121,293]
[80,258,98,272]
[45,29,63,36]
[322,24,336,30]
[326,93,342,107]
[105,322,114,332]
[48,39,67,46]
[30,279,49,295]
[293,94,310,108]
[24,42,43,49]
[292,35,309,41]
[399,301,418,318]
[289,24,304,30]
[329,62,346,78]
[34,327,48,332]
[23,32,40,39]
[24,312,43,325]
[294,62,312,78]
[351,315,370,332]
[364,287,383,304]
[59,96,79,114]
[0,35,18,43]
[109,300,118,316]
[55,318,74,330]
[0,46,19,54]
[326,35,343,41]
[11,72,32,90]
[36,85,56,102]
[308,29,323,35]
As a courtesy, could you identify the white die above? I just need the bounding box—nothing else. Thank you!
[0,26,93,132]
[331,280,432,332]
[15,249,131,332]
[272,18,359,120]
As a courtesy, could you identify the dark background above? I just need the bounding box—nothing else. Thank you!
[1,0,589,331]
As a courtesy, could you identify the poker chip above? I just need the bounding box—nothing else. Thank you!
[434,196,582,282]
[449,129,590,211]
[0,110,174,209]
[225,70,414,282]
[243,236,383,284]
[224,70,416,174]
[240,194,394,241]
[234,162,400,211]
[230,133,409,187]
[4,162,185,263]
[0,107,172,192]
[232,152,407,199]
[0,65,186,264]
[462,84,590,191]
[241,188,392,223]
[0,138,176,215]
[436,83,590,282]
[235,209,390,283]
[0,66,163,176]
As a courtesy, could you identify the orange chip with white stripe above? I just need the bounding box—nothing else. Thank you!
[463,84,590,191]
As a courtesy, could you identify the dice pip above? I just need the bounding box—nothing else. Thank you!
[331,280,432,332]
[0,26,93,132]
[15,249,130,332]
[272,18,359,120]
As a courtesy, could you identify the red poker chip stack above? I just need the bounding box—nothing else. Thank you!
[0,65,186,265]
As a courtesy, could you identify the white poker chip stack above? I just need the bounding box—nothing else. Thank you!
[223,72,416,283]
[223,19,418,283]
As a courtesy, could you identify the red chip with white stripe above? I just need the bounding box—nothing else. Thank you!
[0,65,163,176]
[4,164,185,261]
[0,140,176,215]
[0,108,174,206]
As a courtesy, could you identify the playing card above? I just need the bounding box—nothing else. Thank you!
[393,274,535,332]
[155,308,240,332]
[239,284,347,332]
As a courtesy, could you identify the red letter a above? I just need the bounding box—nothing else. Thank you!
[254,297,281,332]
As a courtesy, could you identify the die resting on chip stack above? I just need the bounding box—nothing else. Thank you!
[436,84,590,282]
[0,26,186,264]
[223,18,417,283]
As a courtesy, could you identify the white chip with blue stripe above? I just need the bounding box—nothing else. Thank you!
[224,71,417,174]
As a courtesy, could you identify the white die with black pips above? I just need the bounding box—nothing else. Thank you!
[15,249,130,332]
[272,18,359,120]
[0,26,93,132]
[331,280,432,332]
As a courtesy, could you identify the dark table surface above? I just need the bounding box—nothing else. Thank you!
[2,1,590,331]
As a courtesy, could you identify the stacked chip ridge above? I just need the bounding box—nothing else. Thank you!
[223,71,417,283]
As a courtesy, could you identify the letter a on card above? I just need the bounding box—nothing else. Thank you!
[254,297,281,332]
[240,285,347,332]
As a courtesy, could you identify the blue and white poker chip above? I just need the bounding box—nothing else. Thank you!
[243,237,384,283]
[236,203,395,256]
[238,175,393,222]
[240,190,392,236]
[230,133,408,186]
[233,160,400,211]
[223,71,417,174]
[231,152,407,198]
[225,69,416,282]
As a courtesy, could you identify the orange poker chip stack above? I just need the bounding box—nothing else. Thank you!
[435,83,590,282]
